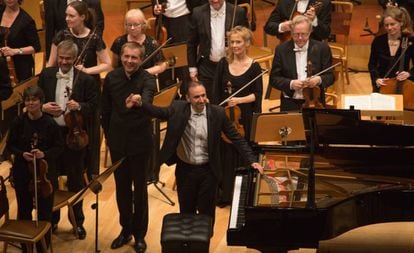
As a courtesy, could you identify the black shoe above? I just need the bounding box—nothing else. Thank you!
[75,226,86,240]
[111,233,132,249]
[134,238,147,253]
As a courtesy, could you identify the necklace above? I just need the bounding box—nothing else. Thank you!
[388,39,400,47]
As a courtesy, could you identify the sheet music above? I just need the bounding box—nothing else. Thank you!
[344,93,396,110]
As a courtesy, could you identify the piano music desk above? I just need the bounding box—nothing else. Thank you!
[340,94,403,118]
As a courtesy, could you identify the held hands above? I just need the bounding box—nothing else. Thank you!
[0,47,18,57]
[154,4,163,15]
[396,71,410,81]
[227,97,240,107]
[66,99,81,111]
[281,21,292,33]
[125,93,142,108]
[42,102,63,117]
[22,149,45,162]
[303,76,322,88]
[251,162,264,174]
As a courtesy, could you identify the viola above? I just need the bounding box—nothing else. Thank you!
[302,60,323,109]
[380,37,414,110]
[221,81,245,144]
[64,86,89,150]
[280,1,323,43]
[28,133,53,199]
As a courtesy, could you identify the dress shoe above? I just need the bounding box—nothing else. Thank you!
[111,233,132,249]
[75,226,86,240]
[134,238,147,253]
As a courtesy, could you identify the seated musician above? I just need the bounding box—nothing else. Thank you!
[39,40,99,239]
[269,15,334,112]
[264,0,332,42]
[6,86,63,253]
[368,6,414,93]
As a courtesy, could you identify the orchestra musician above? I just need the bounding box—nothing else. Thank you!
[264,0,331,42]
[126,80,263,229]
[187,0,249,104]
[269,15,334,112]
[0,0,41,83]
[110,8,167,75]
[6,86,64,253]
[43,0,105,59]
[213,26,262,207]
[39,39,99,239]
[46,0,111,179]
[102,42,156,253]
[368,6,414,92]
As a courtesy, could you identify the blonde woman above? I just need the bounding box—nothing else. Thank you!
[110,8,167,75]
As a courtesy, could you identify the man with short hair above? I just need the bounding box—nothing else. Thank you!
[126,81,263,229]
[102,42,156,253]
[269,15,334,111]
[38,39,99,239]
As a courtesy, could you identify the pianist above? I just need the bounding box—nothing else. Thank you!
[126,81,263,228]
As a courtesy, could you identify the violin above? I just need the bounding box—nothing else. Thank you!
[221,81,245,144]
[380,37,414,110]
[155,0,167,43]
[2,27,18,85]
[64,86,89,150]
[28,133,53,199]
[280,1,323,43]
[302,60,323,109]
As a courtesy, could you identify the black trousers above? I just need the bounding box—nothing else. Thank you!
[198,58,219,104]
[280,97,305,112]
[175,159,218,224]
[111,150,150,239]
[53,127,86,227]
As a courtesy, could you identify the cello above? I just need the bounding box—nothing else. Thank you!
[380,37,414,110]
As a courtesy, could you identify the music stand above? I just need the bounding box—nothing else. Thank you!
[250,112,306,145]
[161,43,188,81]
[147,82,181,206]
[72,158,124,253]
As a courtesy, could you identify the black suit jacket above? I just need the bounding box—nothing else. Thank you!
[38,67,99,127]
[102,67,156,155]
[264,0,331,41]
[44,0,104,58]
[141,101,256,181]
[269,39,334,104]
[187,2,249,68]
[151,0,207,13]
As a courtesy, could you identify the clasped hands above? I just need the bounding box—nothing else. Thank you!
[291,76,321,91]
[42,100,80,117]
[125,93,142,108]
[23,149,45,162]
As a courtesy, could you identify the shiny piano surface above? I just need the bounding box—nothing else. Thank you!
[227,109,414,253]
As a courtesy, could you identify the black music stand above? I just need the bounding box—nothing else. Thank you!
[147,82,181,206]
[161,43,188,82]
[72,158,124,253]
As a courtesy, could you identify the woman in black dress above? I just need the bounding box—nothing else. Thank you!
[368,6,414,92]
[0,0,40,83]
[214,26,263,206]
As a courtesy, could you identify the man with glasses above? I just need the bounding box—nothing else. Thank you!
[269,15,334,111]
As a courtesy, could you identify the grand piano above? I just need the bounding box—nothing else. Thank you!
[227,108,414,253]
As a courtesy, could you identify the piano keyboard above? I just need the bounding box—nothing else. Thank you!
[229,174,248,229]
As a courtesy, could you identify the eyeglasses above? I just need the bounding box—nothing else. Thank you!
[292,33,310,38]
[125,23,144,28]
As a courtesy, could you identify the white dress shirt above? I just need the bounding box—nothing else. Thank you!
[54,68,74,126]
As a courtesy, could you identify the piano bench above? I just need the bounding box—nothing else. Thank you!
[161,213,212,253]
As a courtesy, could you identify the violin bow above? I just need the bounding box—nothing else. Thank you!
[140,37,172,67]
[74,27,97,67]
[31,133,39,227]
[230,0,238,30]
[219,69,268,106]
[308,62,341,79]
[383,37,410,79]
